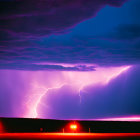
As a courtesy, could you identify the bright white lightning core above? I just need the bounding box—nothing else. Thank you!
[25,66,131,118]
[26,83,67,118]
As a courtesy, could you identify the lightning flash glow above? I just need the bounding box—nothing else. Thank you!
[25,66,131,118]
[96,116,140,122]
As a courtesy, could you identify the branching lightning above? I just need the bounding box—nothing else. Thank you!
[25,66,131,118]
[26,83,67,118]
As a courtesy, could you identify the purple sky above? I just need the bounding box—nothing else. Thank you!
[0,0,140,120]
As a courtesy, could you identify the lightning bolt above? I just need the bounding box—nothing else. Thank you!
[26,83,67,118]
[25,66,131,118]
[78,84,88,104]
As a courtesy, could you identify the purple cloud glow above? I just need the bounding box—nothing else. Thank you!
[24,66,130,118]
[95,116,140,122]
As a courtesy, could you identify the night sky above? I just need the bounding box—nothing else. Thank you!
[0,0,140,120]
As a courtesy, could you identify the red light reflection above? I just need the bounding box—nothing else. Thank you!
[0,121,4,133]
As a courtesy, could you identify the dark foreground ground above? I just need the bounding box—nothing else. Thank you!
[1,118,140,139]
[0,133,140,140]
[1,118,140,133]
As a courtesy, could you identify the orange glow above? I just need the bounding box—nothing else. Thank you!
[0,133,140,139]
[70,124,77,130]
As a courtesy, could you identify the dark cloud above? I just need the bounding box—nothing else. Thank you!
[0,35,140,70]
[0,0,131,70]
[111,24,140,40]
[0,0,128,41]
[0,63,96,71]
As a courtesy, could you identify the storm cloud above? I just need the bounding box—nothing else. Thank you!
[0,0,132,70]
[0,0,128,41]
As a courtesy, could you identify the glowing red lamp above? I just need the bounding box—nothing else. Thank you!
[70,124,77,130]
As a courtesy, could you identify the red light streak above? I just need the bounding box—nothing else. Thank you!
[0,133,140,139]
